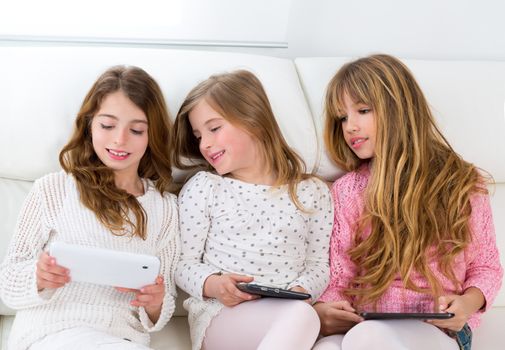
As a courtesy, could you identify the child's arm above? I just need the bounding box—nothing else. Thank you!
[316,176,364,334]
[317,178,359,304]
[428,287,485,332]
[313,300,363,335]
[175,173,260,306]
[0,177,60,309]
[136,194,181,330]
[429,192,503,331]
[287,179,333,300]
[174,172,236,300]
[461,193,503,309]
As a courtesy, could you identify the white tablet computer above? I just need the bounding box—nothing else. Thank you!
[49,242,160,289]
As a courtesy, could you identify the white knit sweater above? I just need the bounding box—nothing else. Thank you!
[0,171,180,350]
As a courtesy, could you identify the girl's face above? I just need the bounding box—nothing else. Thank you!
[188,98,265,183]
[340,93,376,159]
[91,91,148,180]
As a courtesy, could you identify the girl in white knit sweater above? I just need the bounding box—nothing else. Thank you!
[0,66,180,349]
[172,70,333,350]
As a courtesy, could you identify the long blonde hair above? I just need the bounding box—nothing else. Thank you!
[172,69,309,209]
[60,66,174,239]
[324,54,487,306]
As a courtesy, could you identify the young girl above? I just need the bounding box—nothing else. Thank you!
[172,70,333,350]
[313,54,503,350]
[0,66,180,350]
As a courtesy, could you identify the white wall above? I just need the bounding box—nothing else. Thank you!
[1,0,504,61]
[284,0,505,61]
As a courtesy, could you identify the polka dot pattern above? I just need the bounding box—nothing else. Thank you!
[175,171,333,301]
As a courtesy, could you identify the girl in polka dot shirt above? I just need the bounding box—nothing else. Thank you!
[172,70,333,350]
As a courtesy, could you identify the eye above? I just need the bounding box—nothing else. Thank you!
[210,126,221,132]
[358,108,371,114]
[338,115,348,122]
[130,129,144,135]
[100,123,114,130]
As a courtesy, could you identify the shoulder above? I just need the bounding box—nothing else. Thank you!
[331,166,369,203]
[144,179,178,206]
[468,186,492,218]
[298,176,332,198]
[33,170,72,195]
[179,171,220,197]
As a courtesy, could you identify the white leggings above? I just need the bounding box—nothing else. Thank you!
[312,320,459,350]
[29,327,152,350]
[203,298,320,350]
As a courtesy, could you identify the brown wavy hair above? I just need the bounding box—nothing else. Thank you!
[172,69,310,209]
[59,66,174,239]
[324,54,488,306]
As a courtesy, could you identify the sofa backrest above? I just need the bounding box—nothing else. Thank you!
[295,57,505,306]
[1,47,504,314]
[0,46,338,315]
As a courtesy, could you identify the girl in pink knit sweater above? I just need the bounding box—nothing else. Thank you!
[313,54,503,350]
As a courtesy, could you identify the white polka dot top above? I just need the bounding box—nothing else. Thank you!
[175,171,333,348]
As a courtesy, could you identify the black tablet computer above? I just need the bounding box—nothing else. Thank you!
[236,283,311,300]
[359,312,455,320]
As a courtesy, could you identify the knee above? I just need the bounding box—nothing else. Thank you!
[284,300,320,331]
[342,321,396,349]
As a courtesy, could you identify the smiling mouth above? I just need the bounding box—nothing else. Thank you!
[107,149,130,159]
[210,150,225,161]
[351,138,368,147]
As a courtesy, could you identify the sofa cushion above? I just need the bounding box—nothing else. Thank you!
[0,47,321,182]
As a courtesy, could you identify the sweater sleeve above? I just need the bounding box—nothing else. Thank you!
[462,192,503,311]
[175,172,221,300]
[0,176,61,309]
[139,193,181,332]
[287,179,333,300]
[318,175,361,303]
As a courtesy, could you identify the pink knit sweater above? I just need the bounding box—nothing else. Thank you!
[318,166,503,330]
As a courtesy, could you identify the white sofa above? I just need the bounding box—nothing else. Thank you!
[0,47,503,350]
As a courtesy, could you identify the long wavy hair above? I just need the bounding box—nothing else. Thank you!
[172,69,309,209]
[59,66,174,239]
[324,54,488,306]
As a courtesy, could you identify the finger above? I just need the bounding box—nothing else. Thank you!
[37,275,67,289]
[37,256,56,273]
[38,270,69,284]
[115,287,139,293]
[135,293,155,304]
[38,280,66,289]
[140,284,164,295]
[439,295,457,311]
[39,252,53,264]
[233,288,256,301]
[328,300,356,313]
[290,286,309,294]
[228,274,254,283]
[45,264,70,277]
[226,296,252,307]
[327,308,363,322]
[40,253,70,275]
[38,259,69,277]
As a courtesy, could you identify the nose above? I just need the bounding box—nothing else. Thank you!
[199,134,212,150]
[114,128,128,146]
[344,115,358,134]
